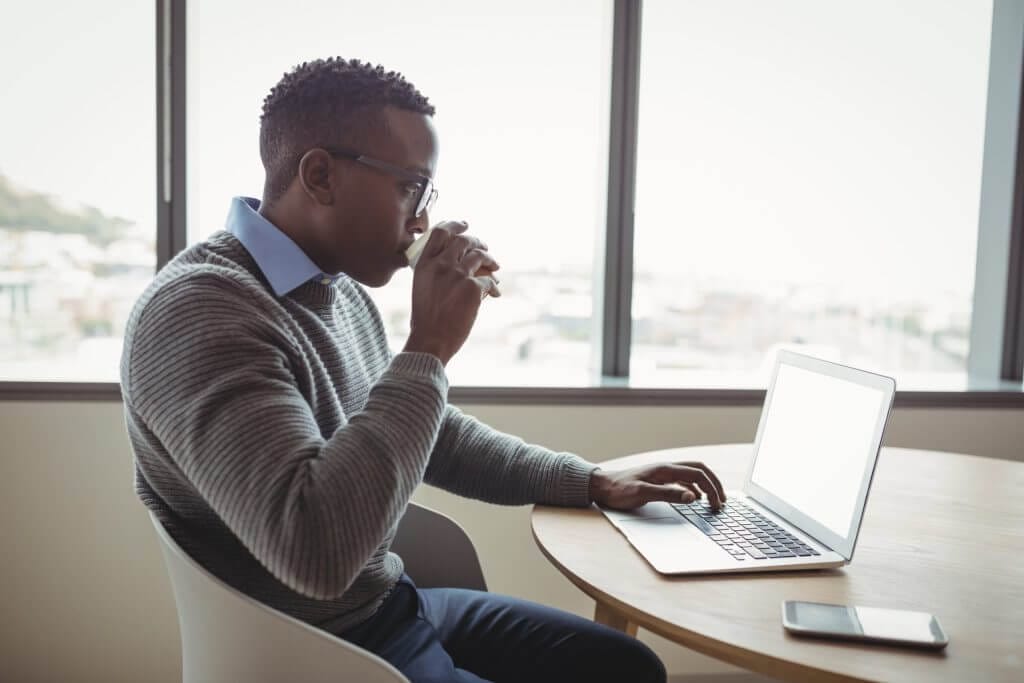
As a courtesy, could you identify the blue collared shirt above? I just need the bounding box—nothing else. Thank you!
[224,196,342,297]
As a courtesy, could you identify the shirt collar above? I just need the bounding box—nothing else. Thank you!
[224,196,343,296]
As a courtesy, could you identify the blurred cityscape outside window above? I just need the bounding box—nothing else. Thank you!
[632,0,992,388]
[0,1,156,381]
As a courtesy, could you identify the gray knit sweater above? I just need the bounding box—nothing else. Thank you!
[120,231,598,633]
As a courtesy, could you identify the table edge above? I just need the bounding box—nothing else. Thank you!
[530,512,875,683]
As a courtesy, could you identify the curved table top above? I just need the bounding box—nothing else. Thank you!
[532,444,1024,682]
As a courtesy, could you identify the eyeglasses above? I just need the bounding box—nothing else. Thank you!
[323,147,438,218]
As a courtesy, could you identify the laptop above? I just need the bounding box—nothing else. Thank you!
[600,350,896,574]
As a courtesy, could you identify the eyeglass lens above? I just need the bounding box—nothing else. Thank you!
[417,183,437,217]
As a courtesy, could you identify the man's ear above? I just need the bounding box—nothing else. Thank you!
[297,148,335,206]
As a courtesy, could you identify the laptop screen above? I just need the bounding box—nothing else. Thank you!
[750,361,888,538]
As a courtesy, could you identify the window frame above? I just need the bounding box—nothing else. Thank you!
[2,0,1023,407]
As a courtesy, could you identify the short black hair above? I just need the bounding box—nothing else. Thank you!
[259,57,435,202]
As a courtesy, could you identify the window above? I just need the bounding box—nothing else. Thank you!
[0,1,156,381]
[631,0,993,388]
[187,0,613,386]
[4,0,1022,398]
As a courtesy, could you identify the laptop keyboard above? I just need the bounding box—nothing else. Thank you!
[671,499,821,561]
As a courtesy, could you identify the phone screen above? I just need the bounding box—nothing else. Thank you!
[783,601,948,648]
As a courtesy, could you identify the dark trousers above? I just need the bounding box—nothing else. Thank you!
[338,575,666,683]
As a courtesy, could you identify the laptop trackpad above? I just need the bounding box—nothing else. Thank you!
[601,501,681,522]
[613,514,725,570]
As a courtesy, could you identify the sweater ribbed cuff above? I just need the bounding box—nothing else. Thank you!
[559,456,601,507]
[389,352,449,392]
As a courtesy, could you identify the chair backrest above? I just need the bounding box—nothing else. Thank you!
[150,512,408,683]
[391,502,487,591]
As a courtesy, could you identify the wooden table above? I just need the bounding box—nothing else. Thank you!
[531,444,1024,682]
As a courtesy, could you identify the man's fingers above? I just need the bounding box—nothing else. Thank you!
[438,234,488,266]
[636,483,695,505]
[422,221,469,259]
[655,462,726,504]
[470,250,500,272]
[676,461,727,503]
[472,275,501,298]
[420,234,502,300]
[420,224,502,291]
[459,248,500,277]
[669,479,701,500]
[423,226,451,259]
[651,464,724,509]
[445,220,469,235]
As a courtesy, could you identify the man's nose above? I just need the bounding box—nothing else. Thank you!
[407,209,429,233]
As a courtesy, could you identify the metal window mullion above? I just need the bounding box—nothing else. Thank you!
[969,0,1024,382]
[601,0,643,378]
[1002,37,1024,381]
[156,0,187,270]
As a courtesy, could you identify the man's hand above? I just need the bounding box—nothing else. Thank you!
[403,221,500,365]
[588,461,727,511]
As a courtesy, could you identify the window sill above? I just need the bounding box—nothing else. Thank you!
[2,378,1023,408]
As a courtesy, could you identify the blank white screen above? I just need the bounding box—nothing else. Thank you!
[751,364,885,537]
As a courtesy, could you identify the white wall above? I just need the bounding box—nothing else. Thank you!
[1,399,1021,682]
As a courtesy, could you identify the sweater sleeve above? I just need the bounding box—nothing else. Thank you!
[422,405,598,506]
[125,274,448,600]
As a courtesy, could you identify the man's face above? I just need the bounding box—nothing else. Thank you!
[312,106,439,287]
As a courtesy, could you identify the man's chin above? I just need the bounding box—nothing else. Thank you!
[353,269,397,288]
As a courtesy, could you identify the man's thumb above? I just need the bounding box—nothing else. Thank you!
[639,483,695,504]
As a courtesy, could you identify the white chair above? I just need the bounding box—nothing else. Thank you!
[150,502,487,683]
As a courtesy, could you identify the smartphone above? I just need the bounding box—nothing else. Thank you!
[782,601,949,650]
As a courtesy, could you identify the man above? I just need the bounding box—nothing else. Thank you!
[121,57,726,683]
